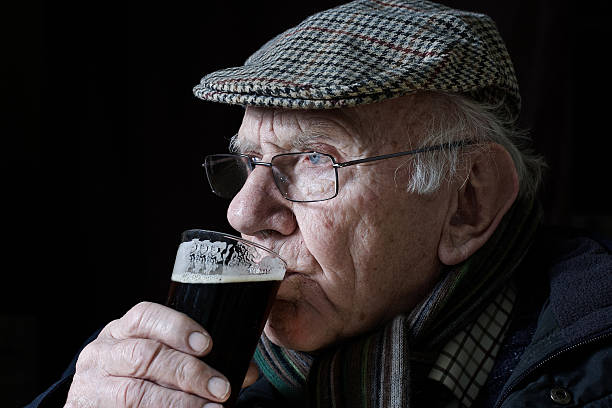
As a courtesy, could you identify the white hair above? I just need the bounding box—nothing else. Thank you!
[404,92,546,199]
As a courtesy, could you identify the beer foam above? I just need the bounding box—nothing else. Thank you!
[171,270,283,284]
[171,239,285,284]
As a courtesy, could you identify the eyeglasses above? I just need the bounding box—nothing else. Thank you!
[203,140,473,202]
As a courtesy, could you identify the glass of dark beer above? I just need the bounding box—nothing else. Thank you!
[166,229,286,408]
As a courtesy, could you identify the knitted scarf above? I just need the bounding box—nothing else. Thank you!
[254,197,541,407]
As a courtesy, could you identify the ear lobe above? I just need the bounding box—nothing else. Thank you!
[438,143,519,265]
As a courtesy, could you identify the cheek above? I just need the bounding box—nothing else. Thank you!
[297,206,354,265]
[304,192,389,310]
[296,207,360,306]
[343,190,446,318]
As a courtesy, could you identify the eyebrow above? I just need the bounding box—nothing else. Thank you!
[292,128,335,150]
[228,134,244,153]
[229,126,338,154]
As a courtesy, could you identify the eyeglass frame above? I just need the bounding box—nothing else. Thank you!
[203,139,475,203]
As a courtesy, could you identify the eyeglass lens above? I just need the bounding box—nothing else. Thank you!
[204,153,337,202]
[204,155,251,199]
[272,153,337,201]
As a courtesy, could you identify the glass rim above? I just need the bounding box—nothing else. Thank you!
[180,229,286,267]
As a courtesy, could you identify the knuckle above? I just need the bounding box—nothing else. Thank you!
[101,318,122,339]
[125,302,155,333]
[138,384,205,408]
[131,301,155,315]
[175,358,201,390]
[103,302,160,341]
[114,339,164,378]
[74,341,101,373]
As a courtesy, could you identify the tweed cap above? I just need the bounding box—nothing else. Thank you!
[194,0,520,119]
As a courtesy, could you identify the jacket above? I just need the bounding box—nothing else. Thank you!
[26,228,612,407]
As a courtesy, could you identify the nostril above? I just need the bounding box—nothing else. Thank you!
[259,230,275,239]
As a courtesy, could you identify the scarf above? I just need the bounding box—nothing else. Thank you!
[254,197,541,407]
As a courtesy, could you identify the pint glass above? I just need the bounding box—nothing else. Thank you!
[166,229,285,407]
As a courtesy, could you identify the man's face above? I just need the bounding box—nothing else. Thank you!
[226,96,453,351]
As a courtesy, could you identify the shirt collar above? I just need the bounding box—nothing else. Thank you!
[428,282,516,407]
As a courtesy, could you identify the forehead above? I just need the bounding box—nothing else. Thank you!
[233,107,367,154]
[232,94,435,155]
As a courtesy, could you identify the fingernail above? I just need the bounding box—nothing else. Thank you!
[203,403,223,408]
[188,331,210,352]
[208,376,230,399]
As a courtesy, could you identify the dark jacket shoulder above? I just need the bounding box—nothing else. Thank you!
[494,228,612,408]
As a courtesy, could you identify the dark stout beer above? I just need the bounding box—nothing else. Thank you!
[167,276,281,407]
[166,232,285,407]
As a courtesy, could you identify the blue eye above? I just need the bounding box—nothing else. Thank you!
[308,152,322,164]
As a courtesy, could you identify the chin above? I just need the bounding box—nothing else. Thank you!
[264,299,329,352]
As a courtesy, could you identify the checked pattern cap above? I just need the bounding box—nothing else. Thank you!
[194,0,521,120]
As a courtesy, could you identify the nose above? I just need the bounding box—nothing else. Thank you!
[227,165,297,237]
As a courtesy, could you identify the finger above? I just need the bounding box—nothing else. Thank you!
[67,375,212,408]
[100,338,230,402]
[100,302,212,357]
[242,361,259,388]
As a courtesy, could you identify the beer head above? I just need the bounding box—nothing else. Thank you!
[172,237,285,284]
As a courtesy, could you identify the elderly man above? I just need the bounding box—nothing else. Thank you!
[29,1,611,407]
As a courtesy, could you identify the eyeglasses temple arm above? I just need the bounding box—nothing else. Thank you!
[333,140,474,168]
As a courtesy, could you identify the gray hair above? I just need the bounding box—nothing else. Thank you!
[404,92,546,199]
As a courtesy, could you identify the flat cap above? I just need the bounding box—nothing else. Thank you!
[194,0,520,119]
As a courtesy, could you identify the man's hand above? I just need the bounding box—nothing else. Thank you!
[65,302,231,408]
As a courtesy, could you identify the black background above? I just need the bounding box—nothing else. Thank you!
[2,0,610,406]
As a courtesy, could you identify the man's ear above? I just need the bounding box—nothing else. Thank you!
[438,143,519,265]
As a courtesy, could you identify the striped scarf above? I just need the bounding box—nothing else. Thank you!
[254,198,541,407]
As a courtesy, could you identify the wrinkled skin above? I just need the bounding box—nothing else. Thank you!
[65,301,233,408]
[227,96,458,351]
